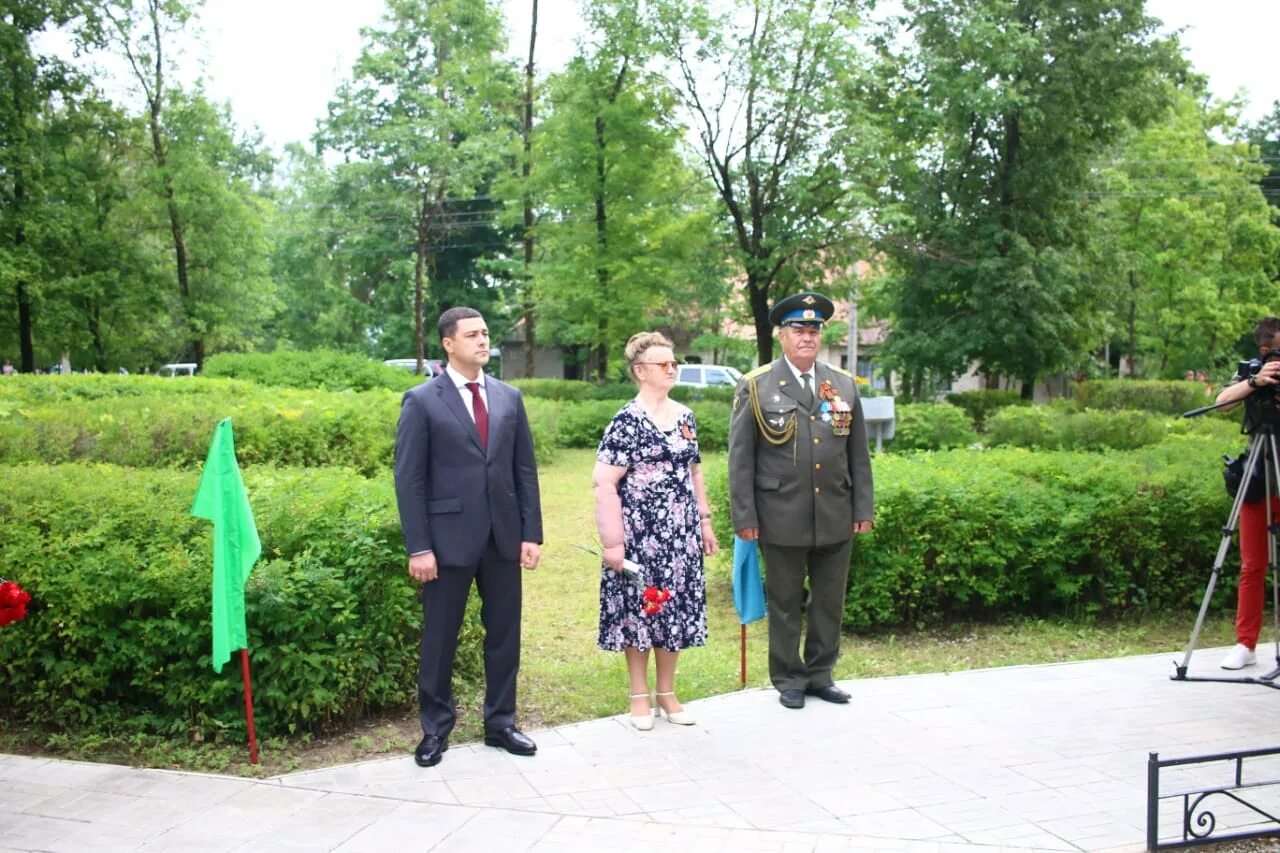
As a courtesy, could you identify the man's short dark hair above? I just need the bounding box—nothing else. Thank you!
[438,307,483,342]
[1255,317,1280,348]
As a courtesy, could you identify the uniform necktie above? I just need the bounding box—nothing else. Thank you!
[800,372,813,407]
[466,382,488,450]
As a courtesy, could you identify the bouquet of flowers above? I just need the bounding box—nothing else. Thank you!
[0,579,31,626]
[575,545,674,616]
[619,559,673,616]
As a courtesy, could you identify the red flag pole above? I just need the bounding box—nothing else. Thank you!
[239,648,259,765]
[740,624,747,689]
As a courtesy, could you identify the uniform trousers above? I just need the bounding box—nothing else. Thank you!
[417,535,521,739]
[759,538,853,692]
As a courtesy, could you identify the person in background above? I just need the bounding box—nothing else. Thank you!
[728,292,874,710]
[1213,317,1280,670]
[393,306,543,766]
[593,331,717,730]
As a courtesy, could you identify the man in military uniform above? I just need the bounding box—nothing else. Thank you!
[728,292,875,709]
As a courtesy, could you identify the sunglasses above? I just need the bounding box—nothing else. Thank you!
[637,360,680,371]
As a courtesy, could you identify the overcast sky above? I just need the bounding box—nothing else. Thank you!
[58,0,1280,153]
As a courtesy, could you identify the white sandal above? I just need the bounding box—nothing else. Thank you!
[655,691,696,726]
[629,693,654,731]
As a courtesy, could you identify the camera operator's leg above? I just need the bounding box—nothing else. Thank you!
[1223,499,1267,669]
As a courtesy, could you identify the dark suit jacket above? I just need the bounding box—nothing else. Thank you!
[728,359,874,547]
[393,372,542,566]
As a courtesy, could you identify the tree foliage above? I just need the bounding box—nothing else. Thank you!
[869,0,1180,397]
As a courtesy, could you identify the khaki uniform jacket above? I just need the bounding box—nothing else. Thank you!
[728,359,874,547]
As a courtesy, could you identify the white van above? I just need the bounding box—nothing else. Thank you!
[676,364,743,388]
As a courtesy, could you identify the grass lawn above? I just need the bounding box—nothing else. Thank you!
[0,448,1239,775]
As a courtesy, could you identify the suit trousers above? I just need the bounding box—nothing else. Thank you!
[418,536,522,739]
[759,538,853,692]
[1236,496,1280,649]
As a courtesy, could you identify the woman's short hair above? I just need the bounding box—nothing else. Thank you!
[625,331,674,380]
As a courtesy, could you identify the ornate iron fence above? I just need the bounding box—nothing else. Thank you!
[1148,747,1280,850]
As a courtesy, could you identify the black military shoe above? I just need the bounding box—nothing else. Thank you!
[779,689,806,709]
[805,685,851,704]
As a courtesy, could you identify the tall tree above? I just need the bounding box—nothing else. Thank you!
[651,0,883,364]
[321,0,517,371]
[1088,89,1278,377]
[103,0,209,365]
[0,1,99,371]
[869,0,1180,398]
[1242,101,1280,215]
[520,0,724,381]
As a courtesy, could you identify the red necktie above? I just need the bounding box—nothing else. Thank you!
[466,382,488,450]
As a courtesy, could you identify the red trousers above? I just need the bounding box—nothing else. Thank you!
[1236,497,1280,648]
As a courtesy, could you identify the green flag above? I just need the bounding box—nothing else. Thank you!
[191,418,261,673]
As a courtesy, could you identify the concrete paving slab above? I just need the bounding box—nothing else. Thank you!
[6,645,1280,850]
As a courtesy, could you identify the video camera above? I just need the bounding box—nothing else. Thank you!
[1239,349,1280,434]
[1239,348,1280,382]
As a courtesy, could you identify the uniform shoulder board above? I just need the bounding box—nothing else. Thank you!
[745,364,770,379]
[830,366,853,378]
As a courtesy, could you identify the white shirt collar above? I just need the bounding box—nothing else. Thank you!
[445,364,485,389]
[783,356,815,386]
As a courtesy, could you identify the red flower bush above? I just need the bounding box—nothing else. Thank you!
[0,579,31,626]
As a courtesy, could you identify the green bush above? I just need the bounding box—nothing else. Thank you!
[944,390,1026,431]
[0,464,484,739]
[888,402,980,451]
[845,441,1227,630]
[985,406,1238,452]
[203,351,422,393]
[1074,379,1215,415]
[0,379,561,471]
[510,378,635,401]
[551,399,732,454]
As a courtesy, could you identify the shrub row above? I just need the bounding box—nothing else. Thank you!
[0,464,484,739]
[984,405,1240,451]
[1074,379,1217,415]
[203,351,422,393]
[704,433,1237,631]
[0,378,735,470]
[944,389,1027,431]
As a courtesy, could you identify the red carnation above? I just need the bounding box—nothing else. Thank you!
[0,579,31,626]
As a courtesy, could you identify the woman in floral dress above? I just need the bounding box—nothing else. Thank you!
[593,332,718,730]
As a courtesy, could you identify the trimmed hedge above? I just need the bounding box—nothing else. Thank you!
[203,351,422,393]
[842,440,1228,630]
[1074,379,1216,415]
[0,377,732,468]
[0,464,483,739]
[887,402,980,451]
[944,390,1026,431]
[985,406,1240,451]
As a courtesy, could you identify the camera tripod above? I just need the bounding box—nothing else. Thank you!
[1173,420,1280,688]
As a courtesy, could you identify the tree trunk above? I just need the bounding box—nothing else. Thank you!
[594,113,610,383]
[748,272,772,364]
[521,0,538,380]
[1126,270,1137,378]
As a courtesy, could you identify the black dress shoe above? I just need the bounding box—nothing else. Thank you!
[484,726,537,756]
[779,689,806,709]
[414,734,447,767]
[805,684,851,704]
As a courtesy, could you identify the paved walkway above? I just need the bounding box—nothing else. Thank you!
[5,644,1280,852]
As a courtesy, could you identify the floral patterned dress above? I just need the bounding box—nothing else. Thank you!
[596,400,708,652]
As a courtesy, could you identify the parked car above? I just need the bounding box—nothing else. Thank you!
[675,364,743,388]
[383,358,445,376]
[158,362,197,377]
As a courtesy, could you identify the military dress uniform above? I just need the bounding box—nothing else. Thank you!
[728,295,874,699]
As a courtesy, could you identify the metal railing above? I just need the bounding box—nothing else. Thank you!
[1148,747,1280,850]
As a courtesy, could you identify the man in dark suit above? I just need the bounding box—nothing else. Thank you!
[728,292,874,710]
[394,306,543,767]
